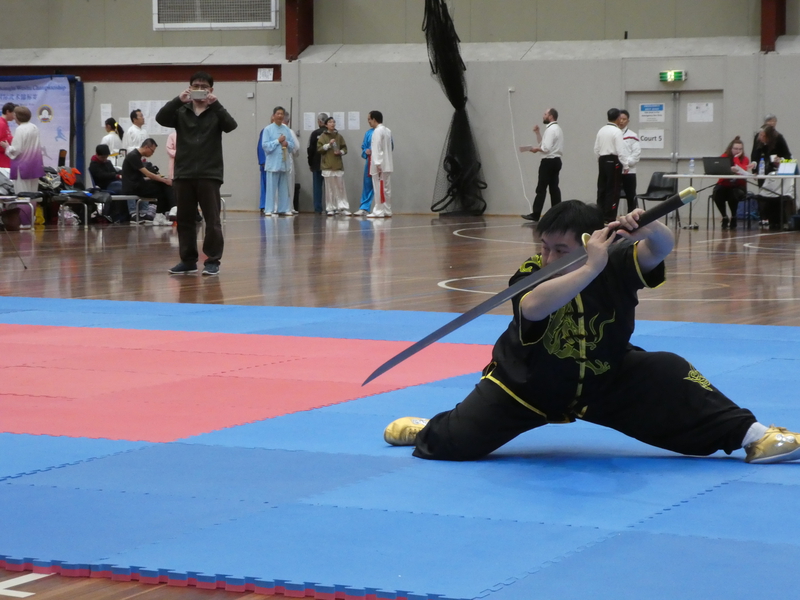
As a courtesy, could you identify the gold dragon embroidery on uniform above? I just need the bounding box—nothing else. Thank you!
[542,302,614,375]
[684,365,713,391]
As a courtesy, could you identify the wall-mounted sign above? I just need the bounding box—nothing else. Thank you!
[639,129,665,149]
[639,103,665,123]
[660,70,687,82]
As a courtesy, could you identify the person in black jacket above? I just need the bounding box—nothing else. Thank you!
[307,112,328,214]
[156,71,237,276]
[88,144,120,190]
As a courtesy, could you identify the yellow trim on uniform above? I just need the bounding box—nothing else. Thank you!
[483,372,548,418]
[632,241,666,290]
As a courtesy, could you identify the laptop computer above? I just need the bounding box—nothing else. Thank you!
[703,156,734,175]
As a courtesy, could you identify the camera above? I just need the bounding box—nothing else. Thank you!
[190,89,208,100]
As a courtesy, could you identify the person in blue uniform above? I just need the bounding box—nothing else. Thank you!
[354,126,374,216]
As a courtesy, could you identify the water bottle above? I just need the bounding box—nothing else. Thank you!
[688,158,695,175]
[758,157,766,176]
[57,204,66,226]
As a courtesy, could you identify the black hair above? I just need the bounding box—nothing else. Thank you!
[130,109,142,121]
[369,110,383,123]
[272,106,286,115]
[105,117,123,139]
[619,109,630,118]
[548,108,558,121]
[95,144,110,156]
[141,138,158,149]
[190,71,214,87]
[2,102,16,115]
[536,200,604,243]
[607,108,621,122]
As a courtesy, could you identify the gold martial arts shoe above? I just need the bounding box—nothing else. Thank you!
[383,417,429,446]
[745,425,800,463]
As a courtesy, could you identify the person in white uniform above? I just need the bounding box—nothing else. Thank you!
[594,108,630,223]
[367,111,393,218]
[618,109,641,214]
[122,109,147,153]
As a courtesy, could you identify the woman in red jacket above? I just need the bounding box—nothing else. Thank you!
[712,136,751,229]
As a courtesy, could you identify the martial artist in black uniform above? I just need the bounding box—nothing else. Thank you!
[384,201,800,464]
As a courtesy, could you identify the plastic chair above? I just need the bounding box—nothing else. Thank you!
[634,172,678,224]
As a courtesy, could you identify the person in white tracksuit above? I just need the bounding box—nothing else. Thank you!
[367,111,394,218]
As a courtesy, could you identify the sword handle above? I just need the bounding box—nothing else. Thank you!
[624,187,696,230]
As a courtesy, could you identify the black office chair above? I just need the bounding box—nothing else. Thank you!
[635,172,679,224]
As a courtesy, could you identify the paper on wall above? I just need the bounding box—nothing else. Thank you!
[687,102,713,123]
[101,103,113,128]
[348,111,360,130]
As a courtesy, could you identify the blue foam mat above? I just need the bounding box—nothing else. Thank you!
[0,434,151,480]
[0,481,272,563]
[16,444,411,504]
[102,503,612,599]
[482,531,800,600]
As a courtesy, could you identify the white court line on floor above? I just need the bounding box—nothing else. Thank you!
[0,573,52,598]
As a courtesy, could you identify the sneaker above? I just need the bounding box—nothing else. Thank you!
[326,211,335,216]
[745,425,800,463]
[202,263,220,276]
[367,213,379,218]
[522,213,538,222]
[340,210,352,216]
[353,209,368,216]
[279,212,295,217]
[292,209,299,214]
[152,213,169,226]
[383,417,429,446]
[168,262,198,274]
[263,212,273,217]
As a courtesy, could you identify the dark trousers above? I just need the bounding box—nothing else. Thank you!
[712,185,745,219]
[413,348,755,461]
[135,180,174,214]
[173,179,223,266]
[312,170,324,213]
[597,155,622,222]
[531,157,562,220]
[620,173,638,213]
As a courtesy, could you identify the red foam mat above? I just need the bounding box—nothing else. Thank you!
[0,325,490,442]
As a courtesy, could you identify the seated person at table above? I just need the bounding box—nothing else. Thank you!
[711,136,751,230]
[121,138,174,224]
[89,144,121,191]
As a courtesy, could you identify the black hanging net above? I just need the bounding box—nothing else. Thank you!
[423,0,487,215]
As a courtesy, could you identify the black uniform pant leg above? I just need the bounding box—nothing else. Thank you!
[531,158,562,220]
[196,179,223,266]
[597,155,621,222]
[581,348,756,456]
[413,378,548,461]
[621,173,637,212]
[174,179,199,265]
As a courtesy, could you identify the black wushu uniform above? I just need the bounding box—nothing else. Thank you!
[413,242,756,461]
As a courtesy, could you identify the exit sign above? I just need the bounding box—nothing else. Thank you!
[660,70,687,82]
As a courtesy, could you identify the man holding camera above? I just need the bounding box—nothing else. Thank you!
[156,71,238,276]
